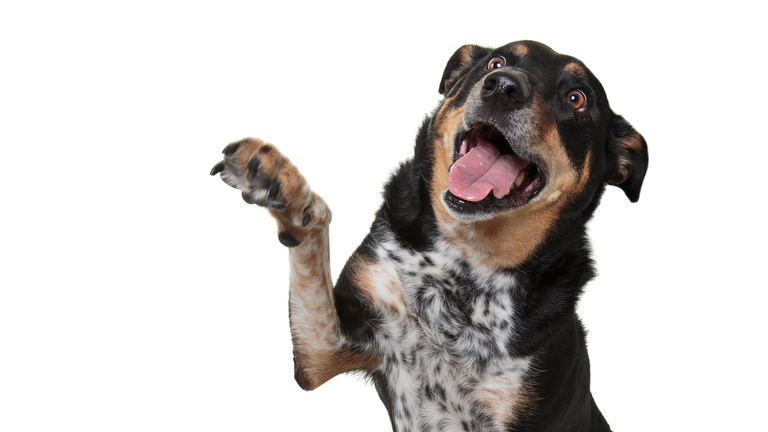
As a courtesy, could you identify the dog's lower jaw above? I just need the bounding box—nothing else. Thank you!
[440,190,498,222]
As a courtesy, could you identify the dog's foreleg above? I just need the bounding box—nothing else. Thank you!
[211,138,373,390]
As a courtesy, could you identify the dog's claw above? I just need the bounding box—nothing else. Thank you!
[267,181,281,200]
[264,181,287,209]
[210,160,225,176]
[222,141,242,156]
[246,156,261,176]
[278,231,300,247]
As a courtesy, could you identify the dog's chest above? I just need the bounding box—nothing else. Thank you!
[371,238,532,431]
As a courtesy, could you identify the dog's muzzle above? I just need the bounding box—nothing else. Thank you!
[443,69,544,218]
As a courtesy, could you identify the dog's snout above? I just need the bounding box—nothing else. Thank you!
[481,70,531,109]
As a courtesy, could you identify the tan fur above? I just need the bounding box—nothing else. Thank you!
[511,42,529,57]
[351,255,407,316]
[429,100,465,217]
[563,61,587,78]
[442,45,477,93]
[615,131,645,184]
[474,379,536,430]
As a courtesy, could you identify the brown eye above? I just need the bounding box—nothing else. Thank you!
[487,56,506,71]
[567,90,587,111]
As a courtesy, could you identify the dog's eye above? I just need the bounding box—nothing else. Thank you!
[567,90,587,112]
[487,56,506,71]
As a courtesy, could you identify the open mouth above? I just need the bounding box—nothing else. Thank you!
[445,123,544,215]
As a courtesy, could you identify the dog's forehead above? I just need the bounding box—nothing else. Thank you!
[497,41,589,82]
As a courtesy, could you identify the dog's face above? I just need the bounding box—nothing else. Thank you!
[427,41,648,269]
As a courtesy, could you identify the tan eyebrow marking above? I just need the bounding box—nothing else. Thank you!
[564,61,586,78]
[512,43,529,57]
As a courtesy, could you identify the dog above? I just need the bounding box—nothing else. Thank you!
[210,40,648,432]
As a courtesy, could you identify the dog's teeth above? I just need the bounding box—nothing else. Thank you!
[513,169,526,188]
[459,138,468,157]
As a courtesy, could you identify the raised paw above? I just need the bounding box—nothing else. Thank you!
[210,138,330,246]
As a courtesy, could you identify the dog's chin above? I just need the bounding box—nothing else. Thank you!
[442,123,546,221]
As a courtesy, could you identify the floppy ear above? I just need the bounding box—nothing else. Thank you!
[604,114,649,202]
[439,44,490,95]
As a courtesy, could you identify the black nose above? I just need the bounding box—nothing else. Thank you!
[481,70,531,109]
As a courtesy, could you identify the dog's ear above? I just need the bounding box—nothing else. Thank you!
[604,113,648,202]
[439,44,491,95]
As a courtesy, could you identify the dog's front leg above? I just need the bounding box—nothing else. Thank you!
[211,138,372,390]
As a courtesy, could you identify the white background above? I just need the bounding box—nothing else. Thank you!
[1,1,766,431]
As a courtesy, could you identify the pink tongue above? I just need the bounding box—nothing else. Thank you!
[448,140,528,202]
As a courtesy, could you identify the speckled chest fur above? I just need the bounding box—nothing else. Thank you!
[365,230,533,431]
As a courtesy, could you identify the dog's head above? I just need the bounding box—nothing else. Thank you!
[427,41,648,268]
